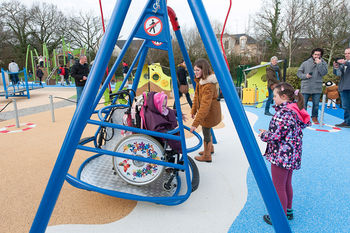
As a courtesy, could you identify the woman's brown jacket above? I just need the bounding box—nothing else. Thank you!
[191,74,222,128]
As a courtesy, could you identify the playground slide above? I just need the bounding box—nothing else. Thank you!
[242,62,268,108]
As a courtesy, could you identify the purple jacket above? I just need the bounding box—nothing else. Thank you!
[260,102,311,170]
[142,92,181,152]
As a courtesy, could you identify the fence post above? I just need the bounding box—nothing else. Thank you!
[319,94,326,127]
[12,99,20,128]
[49,95,55,122]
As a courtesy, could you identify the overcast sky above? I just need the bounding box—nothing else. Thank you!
[21,0,262,38]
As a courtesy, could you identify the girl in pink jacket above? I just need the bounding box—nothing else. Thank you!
[258,82,311,225]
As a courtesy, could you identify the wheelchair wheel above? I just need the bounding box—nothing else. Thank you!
[112,134,165,186]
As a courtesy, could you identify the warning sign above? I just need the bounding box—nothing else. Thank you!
[144,16,163,36]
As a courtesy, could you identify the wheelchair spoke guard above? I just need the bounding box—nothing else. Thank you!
[112,134,165,186]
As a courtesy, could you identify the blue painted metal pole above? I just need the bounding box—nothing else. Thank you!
[174,30,195,88]
[23,68,30,99]
[1,69,9,99]
[120,41,147,93]
[130,46,149,101]
[92,1,150,108]
[162,4,192,199]
[187,0,291,232]
[29,1,132,232]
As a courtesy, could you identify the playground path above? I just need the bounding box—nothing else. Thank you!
[0,87,76,121]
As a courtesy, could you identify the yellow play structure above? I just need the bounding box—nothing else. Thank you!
[137,63,172,96]
[241,61,284,108]
[103,63,194,105]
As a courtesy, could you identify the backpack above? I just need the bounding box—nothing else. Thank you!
[57,68,61,75]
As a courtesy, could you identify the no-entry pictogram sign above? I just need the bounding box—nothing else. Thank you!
[144,16,163,36]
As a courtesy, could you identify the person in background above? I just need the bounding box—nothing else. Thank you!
[36,66,44,87]
[258,82,311,225]
[173,60,192,109]
[8,60,20,85]
[64,64,70,86]
[265,56,281,116]
[122,60,131,85]
[297,48,328,124]
[71,55,89,104]
[333,48,350,128]
[58,65,65,86]
[38,55,44,68]
[190,58,222,163]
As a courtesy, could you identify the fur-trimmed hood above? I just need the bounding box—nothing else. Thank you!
[199,74,218,85]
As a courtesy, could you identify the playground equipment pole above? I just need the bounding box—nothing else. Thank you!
[12,99,20,128]
[49,95,55,123]
[30,1,131,232]
[320,94,326,127]
[53,49,57,68]
[43,43,50,75]
[187,0,291,232]
[62,37,67,65]
[24,68,30,99]
[283,59,287,82]
[25,45,30,74]
[30,50,36,80]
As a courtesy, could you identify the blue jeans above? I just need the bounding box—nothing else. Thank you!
[303,93,321,118]
[76,86,84,104]
[173,92,193,109]
[10,74,19,84]
[340,90,350,125]
[265,87,273,113]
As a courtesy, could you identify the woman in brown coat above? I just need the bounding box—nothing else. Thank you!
[190,58,222,162]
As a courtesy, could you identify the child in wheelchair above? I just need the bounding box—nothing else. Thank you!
[122,90,182,154]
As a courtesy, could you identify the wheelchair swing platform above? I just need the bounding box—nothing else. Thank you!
[79,154,178,197]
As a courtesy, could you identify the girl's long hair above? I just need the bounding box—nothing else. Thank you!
[194,58,213,80]
[274,82,305,110]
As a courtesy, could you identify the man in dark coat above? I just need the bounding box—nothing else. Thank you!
[71,55,89,104]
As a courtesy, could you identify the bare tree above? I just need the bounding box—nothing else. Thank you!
[29,2,67,55]
[307,0,350,65]
[1,0,33,65]
[181,26,206,60]
[282,0,310,67]
[67,11,103,62]
[255,0,284,58]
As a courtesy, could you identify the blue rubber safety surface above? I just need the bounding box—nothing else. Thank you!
[229,103,350,233]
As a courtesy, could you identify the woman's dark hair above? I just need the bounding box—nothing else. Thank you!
[194,58,213,79]
[274,82,305,110]
[311,48,324,57]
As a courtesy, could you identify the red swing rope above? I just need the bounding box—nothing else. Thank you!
[220,0,232,71]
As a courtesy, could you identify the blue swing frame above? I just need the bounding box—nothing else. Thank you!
[30,0,292,232]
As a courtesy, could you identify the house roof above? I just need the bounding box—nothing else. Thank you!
[217,33,257,44]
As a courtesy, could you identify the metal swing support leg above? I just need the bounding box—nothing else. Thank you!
[187,0,291,232]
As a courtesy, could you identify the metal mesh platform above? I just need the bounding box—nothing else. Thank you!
[80,155,178,197]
